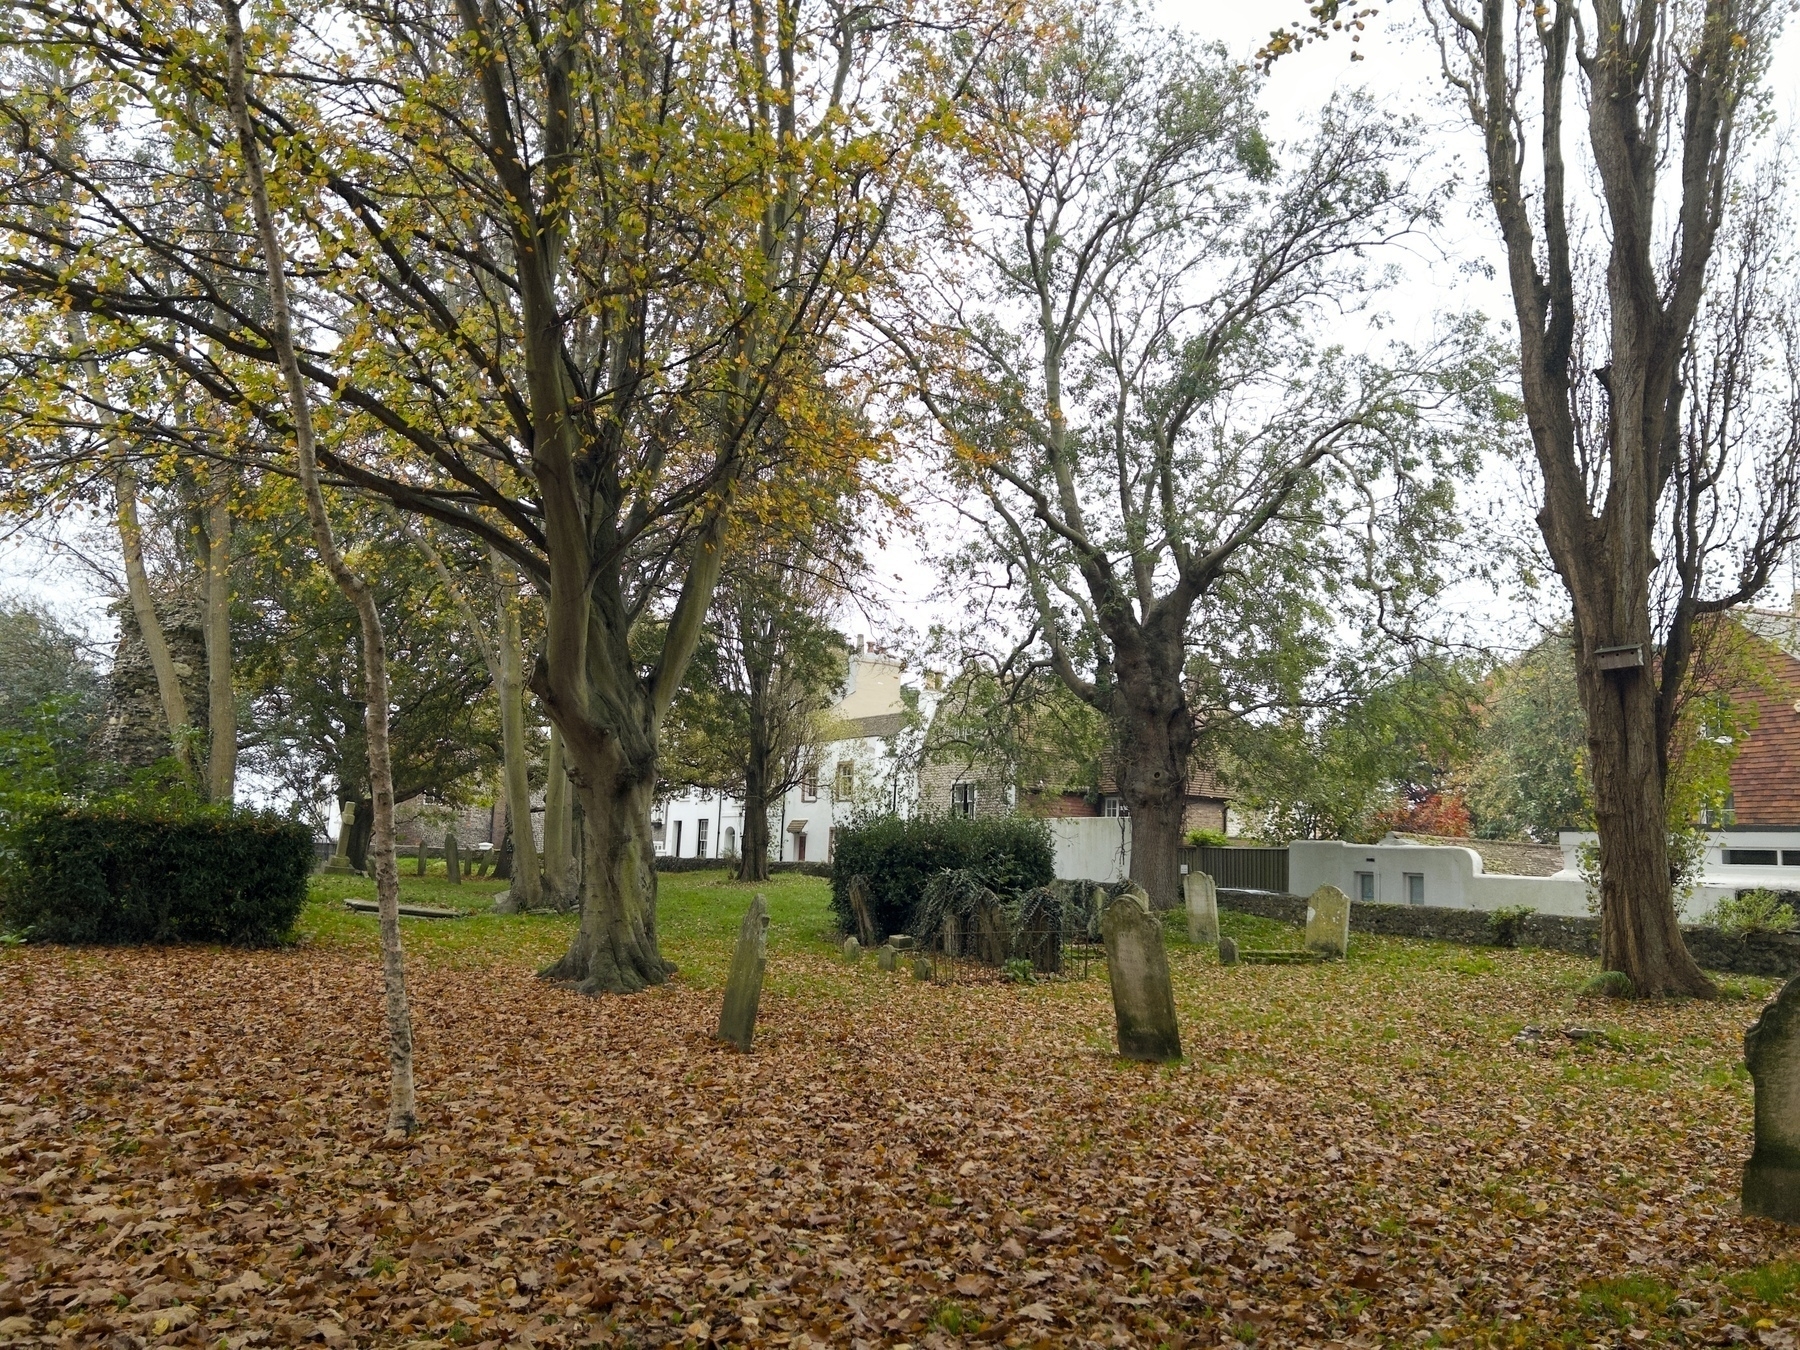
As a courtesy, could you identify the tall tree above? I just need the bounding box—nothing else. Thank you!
[1426,0,1799,994]
[882,4,1496,907]
[0,0,940,992]
[227,0,415,1132]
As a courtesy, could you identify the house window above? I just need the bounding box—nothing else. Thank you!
[951,782,978,819]
[696,818,708,859]
[1355,872,1375,902]
[723,826,737,858]
[1103,795,1129,818]
[802,769,818,802]
[652,817,666,852]
[1726,849,1779,866]
[836,760,855,799]
[673,820,683,857]
[1405,873,1424,906]
[1785,851,1800,866]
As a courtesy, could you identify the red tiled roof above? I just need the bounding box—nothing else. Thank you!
[1729,645,1800,826]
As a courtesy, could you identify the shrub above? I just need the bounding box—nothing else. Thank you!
[1184,827,1231,848]
[830,813,1054,938]
[0,802,314,945]
[1485,904,1536,948]
[1710,888,1798,938]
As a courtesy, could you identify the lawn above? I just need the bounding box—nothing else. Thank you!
[2,870,1797,1348]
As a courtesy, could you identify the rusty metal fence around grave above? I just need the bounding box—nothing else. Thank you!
[915,919,1104,986]
[1178,845,1288,893]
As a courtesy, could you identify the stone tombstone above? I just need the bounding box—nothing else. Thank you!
[1184,871,1220,945]
[443,829,462,884]
[843,936,862,963]
[1101,885,1183,1063]
[911,955,934,982]
[877,944,897,973]
[1218,936,1239,966]
[716,893,771,1053]
[1744,977,1800,1222]
[847,874,878,948]
[415,838,428,877]
[1304,884,1351,958]
[320,802,357,875]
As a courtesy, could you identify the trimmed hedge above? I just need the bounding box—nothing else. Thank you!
[1,803,313,945]
[829,814,1054,938]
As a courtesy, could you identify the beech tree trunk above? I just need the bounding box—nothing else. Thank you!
[539,744,672,993]
[116,466,194,776]
[542,726,574,907]
[738,731,773,883]
[1111,631,1195,911]
[203,491,235,802]
[227,0,417,1132]
[348,798,374,874]
[493,559,541,910]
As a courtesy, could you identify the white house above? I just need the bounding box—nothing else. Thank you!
[653,642,930,864]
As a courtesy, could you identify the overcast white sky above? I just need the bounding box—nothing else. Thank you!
[6,2,1797,655]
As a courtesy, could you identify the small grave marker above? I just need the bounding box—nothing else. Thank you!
[1184,871,1219,945]
[1218,936,1238,966]
[843,936,861,963]
[1744,976,1800,1222]
[443,829,461,885]
[1304,884,1350,958]
[716,893,770,1053]
[1102,885,1182,1063]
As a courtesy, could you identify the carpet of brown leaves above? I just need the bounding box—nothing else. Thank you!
[3,883,1798,1349]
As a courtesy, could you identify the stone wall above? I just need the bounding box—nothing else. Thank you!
[1217,887,1800,981]
[92,594,209,773]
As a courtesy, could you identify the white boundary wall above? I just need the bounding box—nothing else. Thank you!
[1288,839,1591,917]
[1050,817,1131,882]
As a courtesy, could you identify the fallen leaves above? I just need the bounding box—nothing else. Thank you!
[1,879,1798,1348]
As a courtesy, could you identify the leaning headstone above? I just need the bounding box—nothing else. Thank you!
[911,955,934,982]
[1218,936,1238,966]
[1184,871,1220,945]
[877,944,897,972]
[1303,884,1350,958]
[716,893,770,1052]
[847,874,878,948]
[443,829,462,884]
[320,801,357,875]
[843,936,861,963]
[1101,884,1183,1063]
[1744,977,1800,1222]
[415,838,428,877]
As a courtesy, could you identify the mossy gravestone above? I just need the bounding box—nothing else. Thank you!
[1102,885,1182,1063]
[443,829,461,885]
[415,838,428,877]
[1743,976,1800,1222]
[1184,871,1219,945]
[716,893,770,1052]
[843,936,861,963]
[1304,884,1350,958]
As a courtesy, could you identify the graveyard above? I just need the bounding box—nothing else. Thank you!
[4,870,1798,1349]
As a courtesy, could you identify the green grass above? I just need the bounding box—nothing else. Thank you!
[1578,1274,1677,1326]
[1727,1259,1800,1305]
[298,866,838,986]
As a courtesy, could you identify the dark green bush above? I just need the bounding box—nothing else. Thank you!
[1,802,314,945]
[829,813,1054,937]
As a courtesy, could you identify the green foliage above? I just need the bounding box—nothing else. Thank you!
[1461,633,1588,842]
[1,800,312,945]
[1484,904,1535,948]
[0,600,103,792]
[915,867,1013,964]
[1002,957,1035,985]
[829,814,1053,938]
[1228,660,1483,843]
[1185,827,1231,848]
[1709,888,1797,937]
[921,661,1108,802]
[1580,970,1635,999]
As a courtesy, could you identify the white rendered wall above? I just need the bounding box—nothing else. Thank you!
[1287,840,1592,917]
[1050,817,1132,882]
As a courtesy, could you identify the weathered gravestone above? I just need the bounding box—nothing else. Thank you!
[320,802,357,875]
[843,936,861,963]
[847,874,878,948]
[911,956,934,982]
[1218,936,1238,966]
[443,829,461,884]
[415,838,428,877]
[716,893,771,1052]
[877,944,897,972]
[1101,885,1183,1063]
[1304,884,1350,958]
[1184,871,1220,945]
[1744,976,1800,1222]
